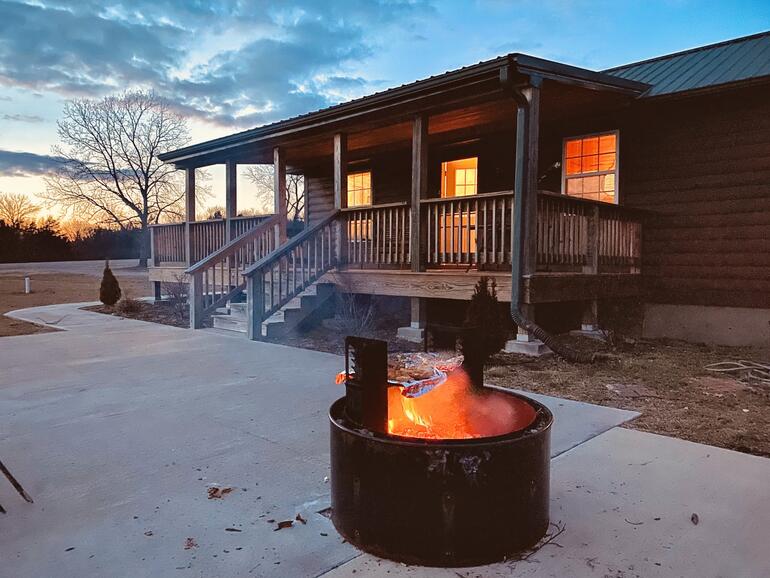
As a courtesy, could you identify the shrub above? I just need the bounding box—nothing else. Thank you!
[115,295,142,315]
[463,276,506,360]
[99,260,121,306]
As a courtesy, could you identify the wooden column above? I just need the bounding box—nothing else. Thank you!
[582,204,601,331]
[184,167,196,265]
[333,132,348,264]
[511,80,541,339]
[274,147,287,243]
[410,114,428,272]
[225,160,238,240]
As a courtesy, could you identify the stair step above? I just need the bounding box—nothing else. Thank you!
[212,314,247,333]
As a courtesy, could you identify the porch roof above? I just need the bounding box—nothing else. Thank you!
[158,53,647,167]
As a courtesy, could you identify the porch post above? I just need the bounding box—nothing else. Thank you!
[225,160,238,240]
[274,147,287,243]
[509,80,544,349]
[398,113,429,343]
[333,132,348,265]
[184,167,196,266]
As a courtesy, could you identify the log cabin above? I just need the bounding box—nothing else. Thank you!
[154,31,770,349]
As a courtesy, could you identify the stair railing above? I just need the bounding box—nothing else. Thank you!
[242,211,339,340]
[186,214,282,328]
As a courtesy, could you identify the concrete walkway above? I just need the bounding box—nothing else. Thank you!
[1,303,768,577]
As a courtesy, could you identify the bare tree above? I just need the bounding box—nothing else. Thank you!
[43,90,191,266]
[243,165,305,220]
[0,192,39,227]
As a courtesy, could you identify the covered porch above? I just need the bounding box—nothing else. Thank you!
[152,54,647,338]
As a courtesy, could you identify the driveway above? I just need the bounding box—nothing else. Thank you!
[1,303,768,577]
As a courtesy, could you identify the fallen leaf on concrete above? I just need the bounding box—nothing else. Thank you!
[144,531,153,536]
[225,528,242,532]
[691,513,699,525]
[208,486,234,499]
[274,520,294,531]
[295,513,307,525]
[184,537,198,550]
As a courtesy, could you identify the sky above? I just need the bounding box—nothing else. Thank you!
[0,0,768,216]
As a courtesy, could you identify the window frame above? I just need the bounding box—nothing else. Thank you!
[347,169,373,207]
[561,130,620,205]
[440,156,479,199]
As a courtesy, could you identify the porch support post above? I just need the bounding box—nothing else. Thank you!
[274,147,287,244]
[410,113,428,272]
[398,114,429,343]
[579,204,601,333]
[333,132,348,265]
[225,160,238,240]
[507,78,550,355]
[184,167,196,266]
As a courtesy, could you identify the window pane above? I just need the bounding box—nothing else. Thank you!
[566,178,583,194]
[582,155,599,173]
[598,153,616,171]
[583,175,600,194]
[601,174,615,193]
[565,139,582,158]
[583,137,599,155]
[599,134,616,154]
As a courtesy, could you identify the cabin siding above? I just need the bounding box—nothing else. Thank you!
[620,85,770,309]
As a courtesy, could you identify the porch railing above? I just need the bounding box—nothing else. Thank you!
[151,222,186,264]
[423,191,514,267]
[187,215,281,328]
[243,211,339,339]
[343,202,411,268]
[537,191,642,270]
[151,215,271,266]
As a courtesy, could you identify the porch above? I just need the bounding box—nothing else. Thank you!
[151,54,648,339]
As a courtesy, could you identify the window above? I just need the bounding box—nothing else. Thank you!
[347,171,372,207]
[441,157,478,198]
[562,132,618,203]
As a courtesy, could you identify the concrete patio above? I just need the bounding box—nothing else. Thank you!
[1,303,769,577]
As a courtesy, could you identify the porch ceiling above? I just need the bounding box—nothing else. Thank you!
[209,82,635,170]
[160,54,646,169]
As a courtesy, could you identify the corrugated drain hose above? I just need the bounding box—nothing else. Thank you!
[509,307,597,363]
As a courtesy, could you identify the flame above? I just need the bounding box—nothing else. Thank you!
[386,368,536,440]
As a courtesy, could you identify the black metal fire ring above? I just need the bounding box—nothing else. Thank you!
[329,389,553,567]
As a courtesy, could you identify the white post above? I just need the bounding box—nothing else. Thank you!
[24,276,31,294]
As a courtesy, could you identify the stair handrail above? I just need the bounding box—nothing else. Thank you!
[186,213,281,275]
[242,210,340,277]
[243,210,340,339]
[187,213,284,329]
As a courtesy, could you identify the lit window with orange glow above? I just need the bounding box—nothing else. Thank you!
[347,171,372,207]
[441,157,478,198]
[562,132,618,203]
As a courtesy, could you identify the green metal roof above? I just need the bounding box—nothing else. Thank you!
[605,31,770,97]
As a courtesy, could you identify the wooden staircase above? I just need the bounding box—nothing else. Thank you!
[211,282,335,337]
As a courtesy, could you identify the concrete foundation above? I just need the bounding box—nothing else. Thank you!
[643,303,770,347]
[396,325,425,343]
[504,337,552,356]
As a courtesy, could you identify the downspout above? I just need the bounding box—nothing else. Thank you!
[504,65,595,363]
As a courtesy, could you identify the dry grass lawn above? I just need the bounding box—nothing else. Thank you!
[0,271,150,337]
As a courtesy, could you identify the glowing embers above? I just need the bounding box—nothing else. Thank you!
[386,368,536,440]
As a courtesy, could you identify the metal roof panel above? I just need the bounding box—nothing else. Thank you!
[605,31,770,96]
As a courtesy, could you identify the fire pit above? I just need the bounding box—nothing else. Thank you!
[329,337,553,567]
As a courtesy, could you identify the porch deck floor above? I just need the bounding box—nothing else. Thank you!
[1,303,767,577]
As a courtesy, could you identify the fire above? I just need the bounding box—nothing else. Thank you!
[386,368,536,440]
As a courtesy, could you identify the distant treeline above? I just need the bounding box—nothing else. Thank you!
[0,219,141,263]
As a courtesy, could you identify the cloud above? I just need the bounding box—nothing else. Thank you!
[0,149,62,177]
[0,0,433,128]
[2,113,44,123]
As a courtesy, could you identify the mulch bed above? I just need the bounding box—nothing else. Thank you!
[84,301,190,329]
